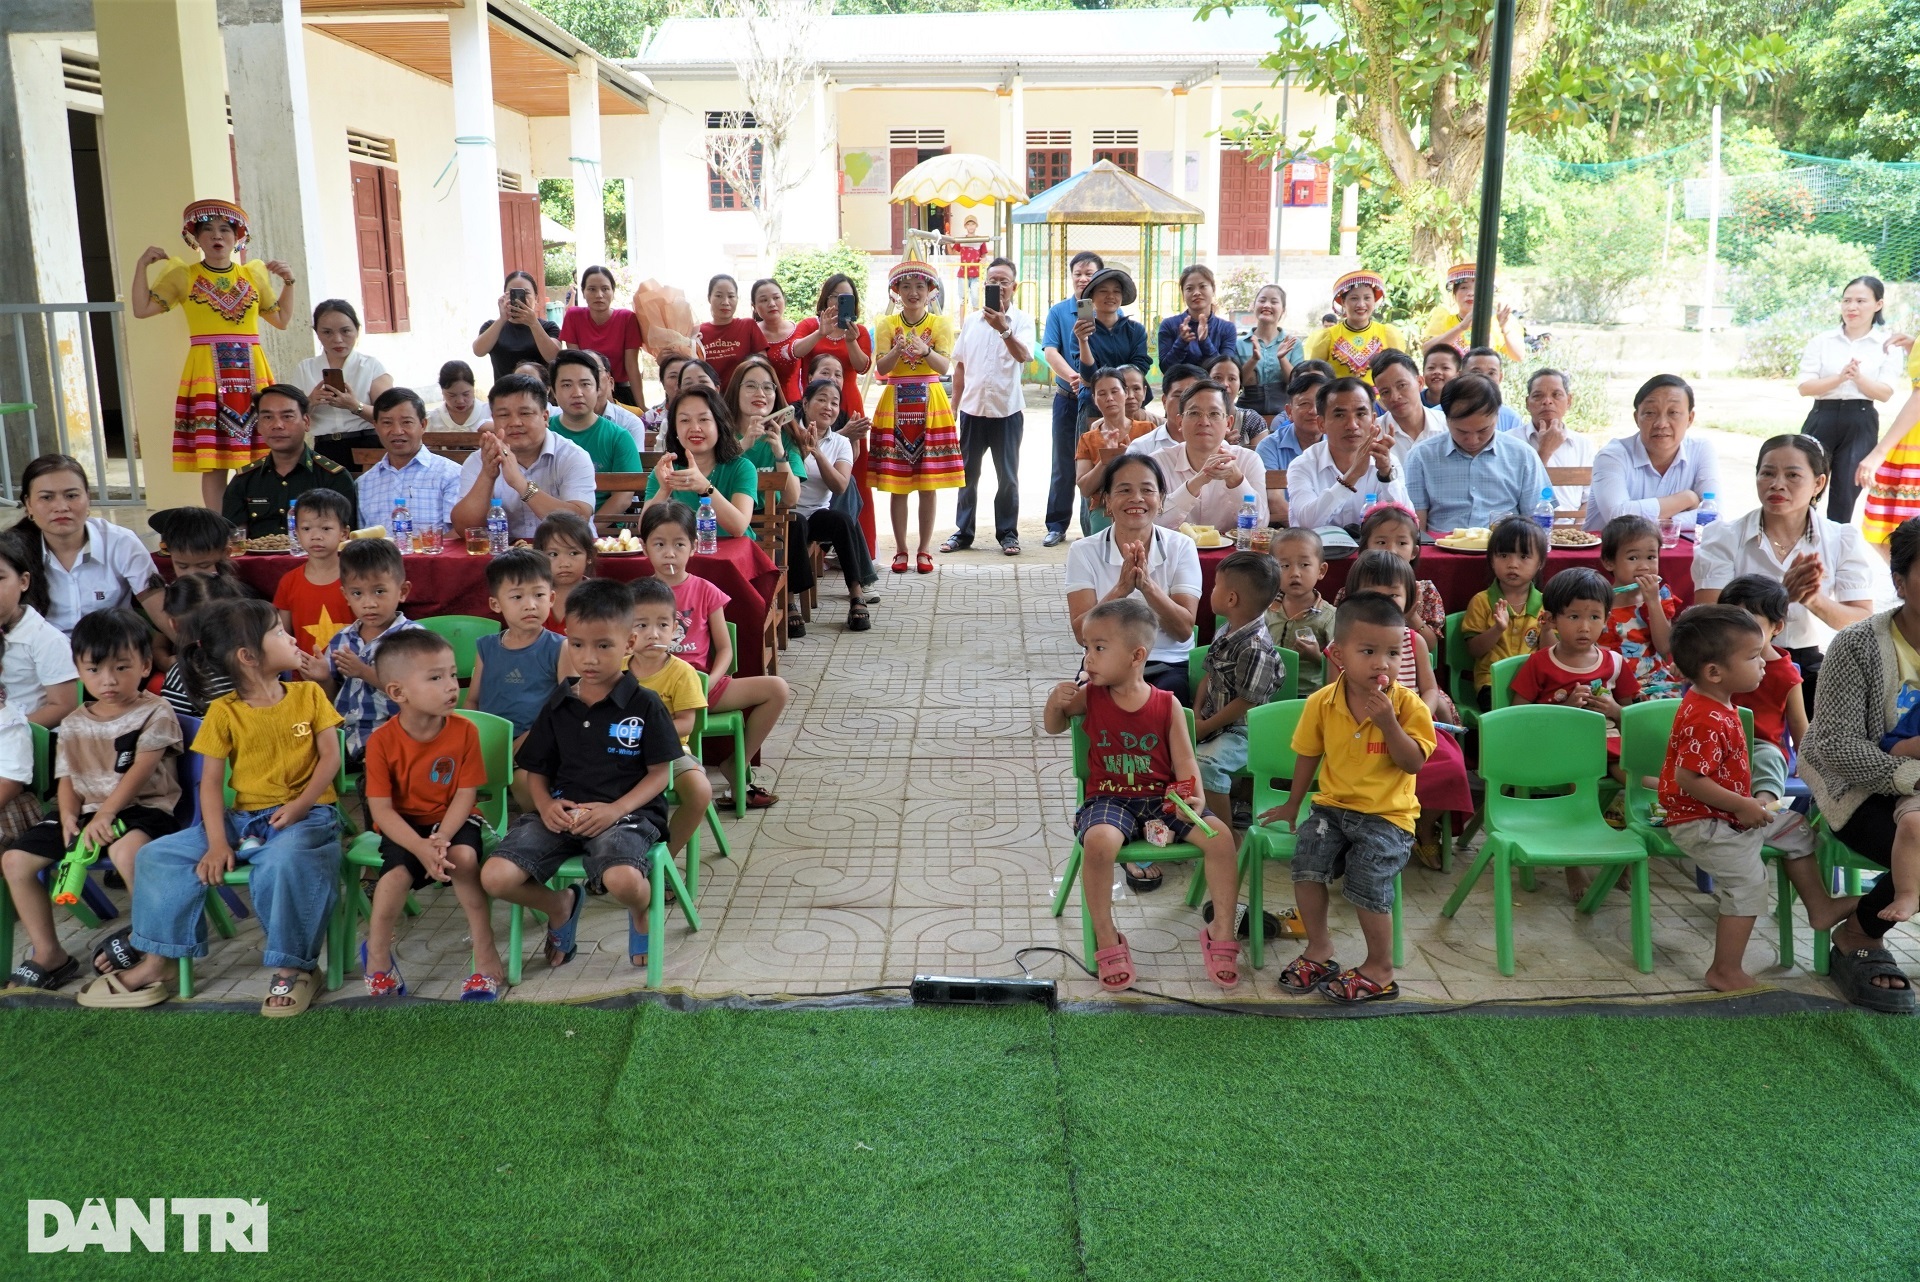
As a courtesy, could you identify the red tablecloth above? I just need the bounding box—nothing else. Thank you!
[161,540,782,677]
[1195,542,1697,643]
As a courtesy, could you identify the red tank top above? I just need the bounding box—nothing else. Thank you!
[1083,684,1176,799]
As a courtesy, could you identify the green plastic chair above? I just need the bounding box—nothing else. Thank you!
[1487,654,1529,711]
[1441,611,1482,731]
[698,622,751,817]
[1441,704,1653,975]
[1809,812,1884,975]
[503,845,699,988]
[420,614,500,683]
[685,671,733,869]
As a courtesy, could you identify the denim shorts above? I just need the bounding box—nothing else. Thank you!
[1195,726,1248,793]
[488,811,665,891]
[1074,794,1202,845]
[1290,803,1412,916]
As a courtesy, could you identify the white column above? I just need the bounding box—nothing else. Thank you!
[568,51,605,272]
[218,0,325,380]
[1200,71,1223,261]
[1340,183,1359,257]
[1010,72,1025,175]
[1171,85,1189,194]
[998,85,1011,175]
[448,0,503,311]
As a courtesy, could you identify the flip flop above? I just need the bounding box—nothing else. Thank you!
[459,973,504,1002]
[1093,934,1134,990]
[262,970,317,1017]
[1123,862,1163,893]
[7,954,80,991]
[630,918,649,968]
[545,885,584,968]
[75,971,170,1009]
[92,925,142,974]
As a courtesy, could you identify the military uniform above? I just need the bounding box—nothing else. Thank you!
[221,447,360,538]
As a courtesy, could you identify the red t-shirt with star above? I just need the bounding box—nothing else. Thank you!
[1658,689,1749,826]
[272,569,353,655]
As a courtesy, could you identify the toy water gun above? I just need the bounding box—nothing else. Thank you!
[50,821,124,907]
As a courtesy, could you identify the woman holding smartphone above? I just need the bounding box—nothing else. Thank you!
[473,270,560,382]
[790,276,877,553]
[297,299,391,469]
[724,355,812,634]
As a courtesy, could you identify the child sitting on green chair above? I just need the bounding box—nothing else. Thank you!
[1194,551,1282,837]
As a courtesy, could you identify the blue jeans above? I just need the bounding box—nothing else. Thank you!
[1046,391,1081,535]
[130,806,342,970]
[953,411,1023,545]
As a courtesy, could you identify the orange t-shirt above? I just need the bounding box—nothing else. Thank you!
[362,713,487,826]
[272,568,353,655]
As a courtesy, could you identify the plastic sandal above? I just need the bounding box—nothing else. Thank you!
[1319,967,1401,1004]
[1093,934,1134,991]
[890,552,910,574]
[545,886,584,968]
[459,973,504,1002]
[630,919,649,968]
[359,941,406,998]
[1276,953,1339,994]
[7,954,79,991]
[92,925,142,974]
[261,970,316,1018]
[1199,927,1240,989]
[848,601,871,632]
[915,552,934,574]
[745,784,779,809]
[74,971,169,1009]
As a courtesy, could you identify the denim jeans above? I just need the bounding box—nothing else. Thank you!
[953,411,1023,545]
[1045,391,1081,535]
[130,805,342,970]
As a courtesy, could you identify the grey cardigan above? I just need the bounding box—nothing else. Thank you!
[1800,609,1920,830]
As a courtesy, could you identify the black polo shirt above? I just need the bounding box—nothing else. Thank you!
[519,673,680,823]
[221,448,360,538]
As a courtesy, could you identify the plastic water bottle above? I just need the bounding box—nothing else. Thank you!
[1532,486,1555,531]
[486,498,509,555]
[696,497,719,555]
[1696,491,1718,530]
[1235,493,1259,550]
[390,497,412,551]
[287,505,303,558]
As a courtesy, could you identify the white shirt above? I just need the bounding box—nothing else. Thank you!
[1,605,77,717]
[1523,420,1598,511]
[1151,443,1269,532]
[40,517,161,633]
[1693,509,1880,650]
[1126,424,1179,457]
[796,430,853,516]
[602,400,649,453]
[1285,439,1410,528]
[296,350,388,439]
[456,429,596,539]
[951,308,1036,419]
[1585,431,1721,533]
[1384,404,1447,469]
[1063,525,1203,664]
[1798,327,1908,401]
[426,403,491,433]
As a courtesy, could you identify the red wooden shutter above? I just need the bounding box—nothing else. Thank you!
[1217,150,1271,256]
[379,165,409,333]
[350,160,392,333]
[499,192,543,301]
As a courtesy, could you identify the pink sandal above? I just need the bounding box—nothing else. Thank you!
[1093,934,1134,990]
[1199,927,1240,989]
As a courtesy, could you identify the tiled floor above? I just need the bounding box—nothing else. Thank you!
[8,533,1898,1008]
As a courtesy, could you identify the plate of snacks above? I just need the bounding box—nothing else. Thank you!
[1433,527,1491,552]
[1178,522,1229,549]
[593,531,646,556]
[1549,527,1601,548]
[244,533,291,554]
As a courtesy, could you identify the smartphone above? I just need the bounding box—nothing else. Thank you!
[985,283,1004,312]
[1076,298,1095,324]
[322,368,348,392]
[763,406,796,432]
[509,286,530,307]
[836,293,857,328]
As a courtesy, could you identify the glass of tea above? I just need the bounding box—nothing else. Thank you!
[466,527,491,555]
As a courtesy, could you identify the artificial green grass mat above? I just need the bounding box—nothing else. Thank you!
[4,1005,1920,1281]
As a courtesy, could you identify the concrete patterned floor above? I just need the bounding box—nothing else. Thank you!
[11,534,1901,1009]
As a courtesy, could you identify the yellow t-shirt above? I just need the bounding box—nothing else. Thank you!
[148,257,280,339]
[1909,343,1920,390]
[1304,320,1406,383]
[876,312,955,378]
[1461,584,1545,689]
[635,655,707,748]
[1292,674,1437,833]
[193,680,343,810]
[1420,304,1520,361]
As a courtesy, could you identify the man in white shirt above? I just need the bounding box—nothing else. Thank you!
[942,257,1035,554]
[1153,380,1269,531]
[357,386,467,535]
[1521,368,1596,513]
[449,372,596,539]
[1286,378,1407,527]
[1126,366,1201,458]
[1371,350,1446,467]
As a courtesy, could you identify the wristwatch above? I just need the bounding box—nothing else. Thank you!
[700,484,716,498]
[520,480,540,501]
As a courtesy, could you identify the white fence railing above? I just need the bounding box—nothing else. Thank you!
[0,302,143,505]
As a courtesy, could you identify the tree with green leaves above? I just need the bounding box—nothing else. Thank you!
[522,0,665,58]
[1792,0,1920,161]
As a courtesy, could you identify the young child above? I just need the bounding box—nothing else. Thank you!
[1511,567,1640,735]
[1042,598,1243,991]
[1421,341,1460,407]
[78,599,343,1014]
[480,579,681,972]
[359,629,503,1001]
[1599,515,1684,699]
[1719,575,1808,807]
[952,214,988,308]
[320,538,419,768]
[273,488,354,657]
[1195,552,1282,831]
[151,506,243,580]
[1336,551,1470,868]
[0,531,80,733]
[627,577,718,879]
[1267,527,1337,697]
[159,573,251,717]
[534,511,596,634]
[1657,605,1856,991]
[1074,368,1135,533]
[871,260,962,574]
[1333,504,1446,657]
[469,546,563,752]
[642,502,790,807]
[1302,269,1407,384]
[1462,517,1549,707]
[427,359,491,432]
[1262,591,1437,1003]
[1,610,183,990]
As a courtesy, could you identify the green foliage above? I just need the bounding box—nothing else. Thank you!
[1215,263,1268,315]
[1727,231,1875,325]
[1350,197,1439,325]
[522,0,665,58]
[773,242,873,321]
[1736,300,1830,377]
[1793,0,1920,161]
[537,179,628,271]
[1522,172,1669,325]
[544,246,575,292]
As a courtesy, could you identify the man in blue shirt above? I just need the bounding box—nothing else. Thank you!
[1040,251,1104,546]
[1405,373,1551,533]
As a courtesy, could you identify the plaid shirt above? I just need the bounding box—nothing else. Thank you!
[325,614,421,757]
[1198,616,1281,738]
